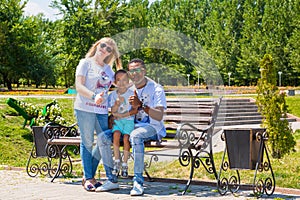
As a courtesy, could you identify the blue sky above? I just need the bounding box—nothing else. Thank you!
[23,0,61,20]
[23,0,156,20]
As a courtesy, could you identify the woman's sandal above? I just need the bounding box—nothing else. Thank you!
[84,181,96,192]
[82,178,102,191]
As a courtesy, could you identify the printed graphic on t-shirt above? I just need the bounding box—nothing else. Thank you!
[135,93,150,123]
[118,97,129,114]
[96,71,112,91]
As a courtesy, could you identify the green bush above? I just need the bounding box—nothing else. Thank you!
[256,54,296,158]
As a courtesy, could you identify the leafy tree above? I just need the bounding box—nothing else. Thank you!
[287,0,300,86]
[51,0,98,87]
[237,0,264,86]
[0,0,56,89]
[256,54,295,158]
[22,15,57,88]
[2,0,300,88]
[201,0,242,86]
[261,0,294,86]
[0,0,27,90]
[51,0,130,86]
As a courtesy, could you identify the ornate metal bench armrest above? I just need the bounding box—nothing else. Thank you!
[176,122,214,148]
[43,122,79,141]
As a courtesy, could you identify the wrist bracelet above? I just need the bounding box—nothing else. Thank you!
[138,101,143,111]
[92,93,96,100]
[142,103,148,109]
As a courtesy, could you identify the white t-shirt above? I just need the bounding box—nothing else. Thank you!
[108,88,135,121]
[133,77,167,139]
[74,58,114,114]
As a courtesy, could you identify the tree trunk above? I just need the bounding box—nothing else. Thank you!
[3,75,12,91]
[7,81,12,91]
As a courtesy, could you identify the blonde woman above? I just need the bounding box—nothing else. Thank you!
[74,37,122,191]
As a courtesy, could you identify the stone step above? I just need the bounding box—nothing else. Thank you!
[218,112,261,117]
[221,98,252,102]
[220,100,253,105]
[217,115,263,121]
[216,119,262,126]
[217,98,295,126]
[219,108,258,113]
[216,116,296,126]
[219,104,258,109]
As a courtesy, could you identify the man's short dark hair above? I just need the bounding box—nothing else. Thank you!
[128,58,145,69]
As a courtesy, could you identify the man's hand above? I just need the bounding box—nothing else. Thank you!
[130,107,139,115]
[129,90,142,109]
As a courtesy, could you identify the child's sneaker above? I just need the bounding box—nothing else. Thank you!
[121,164,128,178]
[112,161,120,175]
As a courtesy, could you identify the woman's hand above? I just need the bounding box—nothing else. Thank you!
[95,91,105,105]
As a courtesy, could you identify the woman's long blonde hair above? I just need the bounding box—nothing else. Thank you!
[85,37,122,70]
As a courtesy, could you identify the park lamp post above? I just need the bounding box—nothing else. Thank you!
[278,71,282,87]
[187,74,190,87]
[228,72,232,87]
[197,71,200,87]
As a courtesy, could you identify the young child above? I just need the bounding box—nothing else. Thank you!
[108,69,135,178]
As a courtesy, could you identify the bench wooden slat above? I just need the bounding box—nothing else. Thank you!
[165,108,213,115]
[48,137,81,146]
[145,140,179,148]
[165,123,211,131]
[166,103,215,109]
[164,115,212,124]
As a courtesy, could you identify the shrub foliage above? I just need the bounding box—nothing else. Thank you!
[256,54,296,158]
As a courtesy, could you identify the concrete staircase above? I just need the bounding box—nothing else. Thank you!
[216,98,296,127]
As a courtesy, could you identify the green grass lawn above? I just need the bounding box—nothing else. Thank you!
[0,95,299,189]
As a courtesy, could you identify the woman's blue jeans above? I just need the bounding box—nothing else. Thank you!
[75,109,108,180]
[97,129,118,183]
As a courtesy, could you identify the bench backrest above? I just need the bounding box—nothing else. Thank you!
[164,97,221,137]
[35,98,221,144]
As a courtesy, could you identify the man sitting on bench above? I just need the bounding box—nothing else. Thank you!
[97,58,167,196]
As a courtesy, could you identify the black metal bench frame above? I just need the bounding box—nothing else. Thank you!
[143,98,221,195]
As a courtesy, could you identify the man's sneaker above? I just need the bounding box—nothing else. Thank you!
[95,180,119,192]
[130,182,144,196]
[121,165,128,178]
[112,161,120,175]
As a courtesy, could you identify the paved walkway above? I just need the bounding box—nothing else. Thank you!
[1,169,299,200]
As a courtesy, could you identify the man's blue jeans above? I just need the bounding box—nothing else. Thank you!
[130,125,157,185]
[98,124,157,185]
[75,109,108,180]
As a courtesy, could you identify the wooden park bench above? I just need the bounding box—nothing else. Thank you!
[25,97,222,195]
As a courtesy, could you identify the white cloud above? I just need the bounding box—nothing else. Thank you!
[23,2,52,19]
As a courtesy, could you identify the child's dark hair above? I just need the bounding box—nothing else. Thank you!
[114,69,128,80]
